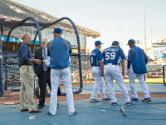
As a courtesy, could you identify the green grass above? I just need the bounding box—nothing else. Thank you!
[124,78,163,84]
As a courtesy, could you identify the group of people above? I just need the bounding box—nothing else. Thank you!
[18,27,76,116]
[17,26,151,117]
[89,39,151,105]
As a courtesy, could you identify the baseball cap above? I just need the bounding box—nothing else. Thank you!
[127,39,136,45]
[53,27,63,34]
[112,41,119,46]
[95,40,103,46]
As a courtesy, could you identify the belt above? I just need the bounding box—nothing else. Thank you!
[107,63,119,66]
[19,64,31,67]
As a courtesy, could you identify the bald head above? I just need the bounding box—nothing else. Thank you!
[22,34,31,44]
[41,38,48,48]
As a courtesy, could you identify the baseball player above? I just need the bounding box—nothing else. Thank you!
[127,39,151,102]
[48,27,76,116]
[89,40,109,103]
[103,41,132,106]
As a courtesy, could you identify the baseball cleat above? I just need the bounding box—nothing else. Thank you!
[142,98,151,102]
[125,102,133,106]
[89,99,99,103]
[101,97,111,101]
[69,111,77,116]
[47,112,56,116]
[131,97,139,102]
[111,102,118,106]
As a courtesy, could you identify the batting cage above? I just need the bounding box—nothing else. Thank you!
[0,17,84,97]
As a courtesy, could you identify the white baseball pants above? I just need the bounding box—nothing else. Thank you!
[104,64,131,103]
[128,66,151,98]
[91,67,107,99]
[49,67,75,115]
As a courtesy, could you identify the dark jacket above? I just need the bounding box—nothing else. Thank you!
[33,47,50,75]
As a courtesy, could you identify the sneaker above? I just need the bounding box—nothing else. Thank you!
[101,97,111,101]
[125,102,133,106]
[47,112,56,116]
[131,97,139,102]
[111,102,118,106]
[20,109,28,112]
[142,98,151,102]
[89,99,99,103]
[29,110,41,113]
[69,111,77,116]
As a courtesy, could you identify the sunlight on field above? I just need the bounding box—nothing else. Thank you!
[124,78,163,84]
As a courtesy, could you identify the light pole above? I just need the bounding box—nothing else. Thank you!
[144,0,147,51]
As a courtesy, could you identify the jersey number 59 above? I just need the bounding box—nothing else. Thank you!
[105,52,116,60]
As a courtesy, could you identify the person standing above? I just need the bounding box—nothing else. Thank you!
[18,34,41,113]
[48,28,76,116]
[89,40,108,103]
[127,39,151,102]
[34,39,61,109]
[103,41,132,106]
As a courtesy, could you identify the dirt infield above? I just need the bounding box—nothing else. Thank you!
[0,90,166,105]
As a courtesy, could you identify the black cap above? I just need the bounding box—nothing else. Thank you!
[112,41,119,46]
[127,39,136,45]
[95,40,103,46]
[53,27,63,34]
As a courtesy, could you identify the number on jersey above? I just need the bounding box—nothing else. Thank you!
[105,51,116,60]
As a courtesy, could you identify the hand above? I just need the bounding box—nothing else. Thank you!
[122,71,125,78]
[100,70,104,76]
[34,59,42,64]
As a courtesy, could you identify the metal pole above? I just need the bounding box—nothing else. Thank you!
[0,26,4,96]
[163,65,166,86]
[144,0,147,51]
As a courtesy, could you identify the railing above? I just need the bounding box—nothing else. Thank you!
[162,65,166,86]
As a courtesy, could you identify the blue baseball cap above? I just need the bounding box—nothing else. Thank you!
[127,39,136,45]
[95,40,103,46]
[112,41,119,46]
[53,27,63,34]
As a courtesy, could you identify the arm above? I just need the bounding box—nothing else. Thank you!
[121,60,125,76]
[20,45,31,64]
[97,50,104,76]
[99,61,104,76]
[127,49,132,69]
[21,45,41,64]
[119,48,126,76]
[64,40,72,55]
[143,51,148,64]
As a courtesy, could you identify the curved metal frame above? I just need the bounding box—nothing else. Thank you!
[36,17,83,95]
[4,16,83,95]
[7,17,42,44]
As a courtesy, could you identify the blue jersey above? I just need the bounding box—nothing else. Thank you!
[49,37,72,69]
[90,48,103,67]
[103,47,126,65]
[128,46,148,74]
